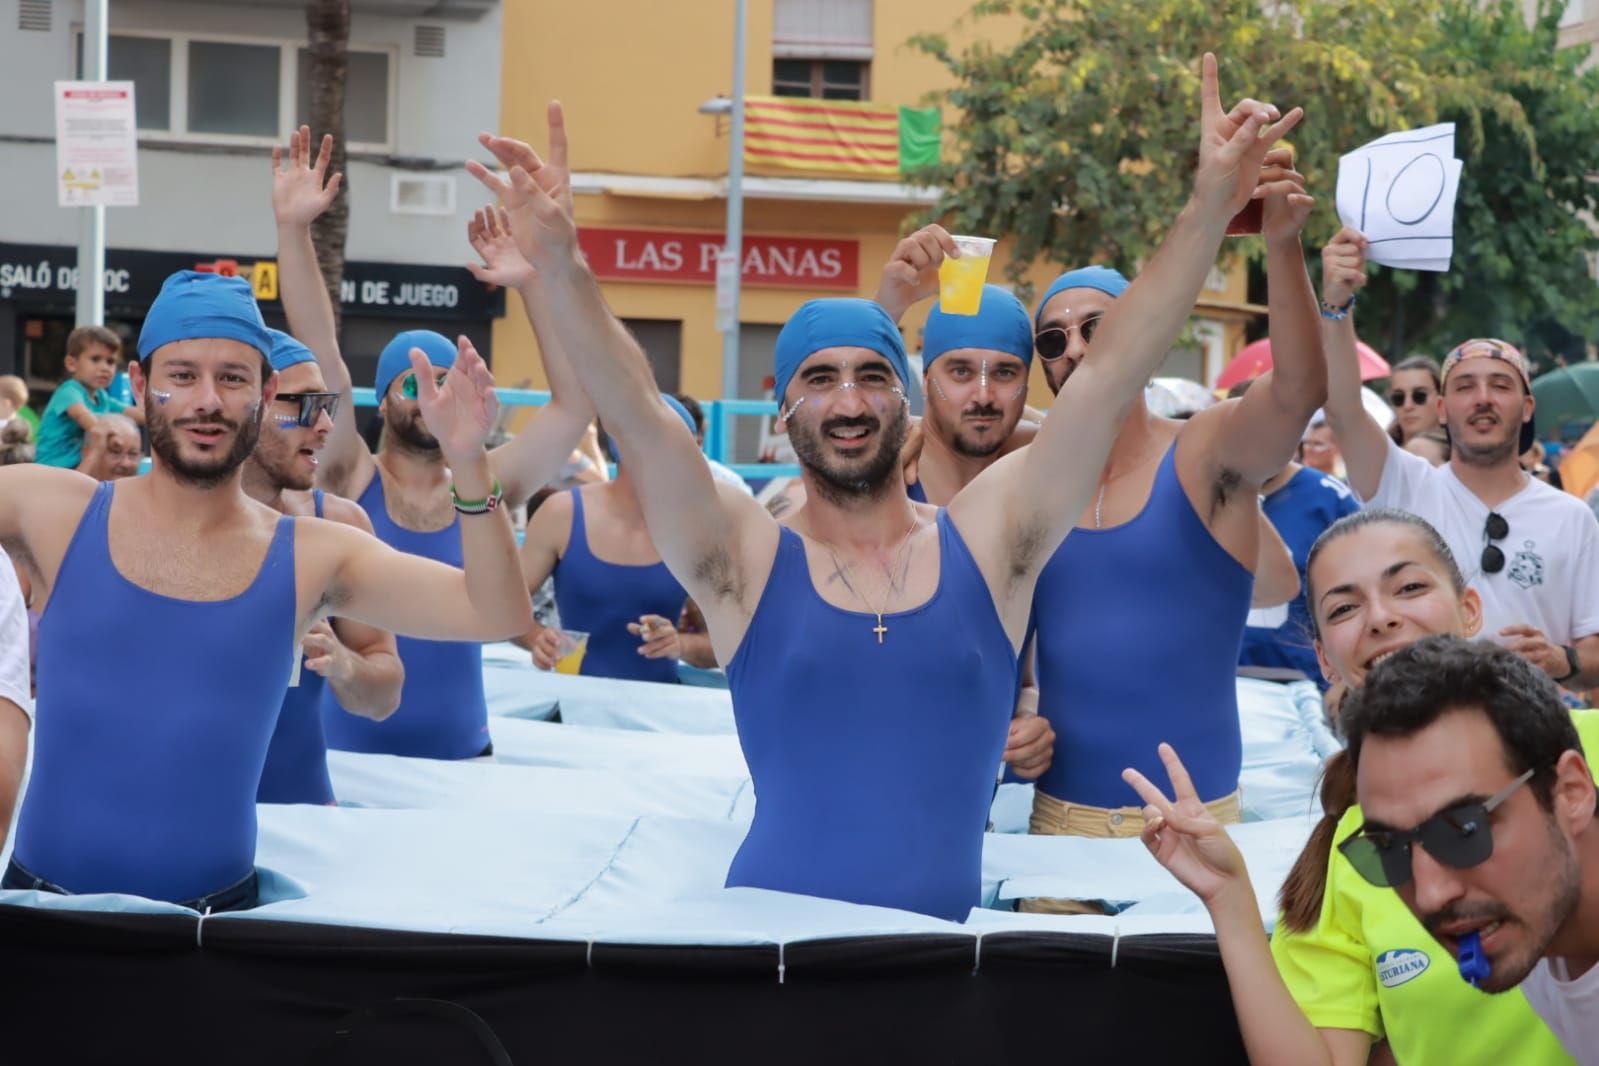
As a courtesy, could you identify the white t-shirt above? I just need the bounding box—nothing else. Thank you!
[1523,956,1599,1065]
[707,457,755,496]
[0,546,29,720]
[1366,437,1599,645]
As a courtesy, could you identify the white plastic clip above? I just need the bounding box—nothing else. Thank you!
[586,937,595,967]
[972,931,983,975]
[1109,923,1121,969]
[196,904,213,948]
[778,941,786,985]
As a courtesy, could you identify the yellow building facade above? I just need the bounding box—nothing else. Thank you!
[492,0,1260,437]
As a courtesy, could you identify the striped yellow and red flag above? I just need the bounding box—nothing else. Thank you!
[743,96,902,178]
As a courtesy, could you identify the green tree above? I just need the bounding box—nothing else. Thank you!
[908,0,1599,366]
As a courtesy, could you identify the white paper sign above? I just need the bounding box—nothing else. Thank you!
[1336,123,1461,273]
[54,81,140,207]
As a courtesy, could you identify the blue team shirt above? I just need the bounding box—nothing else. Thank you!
[1239,466,1360,689]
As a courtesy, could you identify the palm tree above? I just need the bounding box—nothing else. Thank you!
[304,0,349,329]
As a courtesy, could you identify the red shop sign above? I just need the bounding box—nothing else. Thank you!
[577,227,858,290]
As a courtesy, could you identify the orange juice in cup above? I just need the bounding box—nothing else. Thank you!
[553,630,590,675]
[937,236,996,315]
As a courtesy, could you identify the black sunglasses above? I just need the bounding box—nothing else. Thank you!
[275,391,341,428]
[1338,769,1534,889]
[1481,511,1510,575]
[1389,387,1433,407]
[1034,315,1105,362]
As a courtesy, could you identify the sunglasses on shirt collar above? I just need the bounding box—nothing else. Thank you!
[1481,511,1510,575]
[1338,768,1535,888]
[274,391,341,428]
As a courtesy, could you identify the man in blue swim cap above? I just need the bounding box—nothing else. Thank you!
[477,59,1303,920]
[0,268,530,910]
[271,120,593,759]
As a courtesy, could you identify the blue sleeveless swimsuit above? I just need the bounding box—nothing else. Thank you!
[553,489,688,684]
[906,480,929,504]
[1032,442,1253,806]
[13,482,295,901]
[323,473,489,760]
[258,490,335,805]
[726,511,1015,921]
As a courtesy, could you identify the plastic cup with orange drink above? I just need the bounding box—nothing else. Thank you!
[937,235,996,315]
[552,629,590,675]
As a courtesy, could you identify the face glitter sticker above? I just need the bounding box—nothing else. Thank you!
[150,390,172,405]
[782,395,806,422]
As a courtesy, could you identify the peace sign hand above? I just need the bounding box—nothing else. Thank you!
[1193,53,1304,220]
[272,125,342,228]
[410,336,501,463]
[1122,743,1251,906]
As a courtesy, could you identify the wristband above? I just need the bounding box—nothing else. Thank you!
[451,477,504,515]
[1556,644,1581,684]
[1320,293,1357,321]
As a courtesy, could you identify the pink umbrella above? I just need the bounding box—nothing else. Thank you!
[1215,337,1390,390]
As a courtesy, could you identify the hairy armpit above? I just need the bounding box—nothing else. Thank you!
[1007,518,1047,587]
[693,544,745,605]
[0,535,39,593]
[1209,466,1245,521]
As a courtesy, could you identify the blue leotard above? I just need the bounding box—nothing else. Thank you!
[13,481,295,901]
[726,511,1015,921]
[323,473,489,759]
[552,489,688,684]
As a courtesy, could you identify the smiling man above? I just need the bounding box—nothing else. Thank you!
[1320,229,1599,692]
[1342,637,1599,1062]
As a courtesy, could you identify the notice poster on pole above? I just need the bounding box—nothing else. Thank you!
[54,81,140,207]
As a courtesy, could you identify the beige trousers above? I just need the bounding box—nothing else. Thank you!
[1016,788,1242,915]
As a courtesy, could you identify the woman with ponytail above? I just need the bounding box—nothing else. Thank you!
[1124,508,1597,1065]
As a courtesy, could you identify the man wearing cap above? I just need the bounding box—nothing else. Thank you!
[1320,227,1599,688]
[244,328,403,805]
[271,124,592,759]
[1017,145,1325,900]
[484,56,1301,919]
[0,270,529,910]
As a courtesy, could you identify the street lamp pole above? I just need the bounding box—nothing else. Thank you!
[76,0,108,328]
[719,0,748,402]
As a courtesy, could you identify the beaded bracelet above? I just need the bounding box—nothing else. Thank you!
[451,477,504,515]
[1320,293,1358,321]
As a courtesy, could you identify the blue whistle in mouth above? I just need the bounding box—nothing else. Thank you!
[1457,930,1490,988]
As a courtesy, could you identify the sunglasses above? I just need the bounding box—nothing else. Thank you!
[1389,387,1434,408]
[1481,511,1510,575]
[1034,315,1105,362]
[399,369,450,401]
[275,391,341,428]
[1338,768,1534,888]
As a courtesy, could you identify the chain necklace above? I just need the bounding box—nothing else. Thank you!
[811,513,920,645]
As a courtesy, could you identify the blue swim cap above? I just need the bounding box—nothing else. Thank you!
[772,298,909,406]
[265,328,317,373]
[137,270,272,363]
[606,393,699,463]
[376,330,457,402]
[1034,266,1131,327]
[923,285,1034,369]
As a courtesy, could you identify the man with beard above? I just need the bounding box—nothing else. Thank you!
[1320,228,1599,690]
[270,121,592,759]
[1340,637,1599,1062]
[1018,143,1324,903]
[244,329,402,804]
[0,270,529,909]
[480,54,1302,918]
[74,413,142,481]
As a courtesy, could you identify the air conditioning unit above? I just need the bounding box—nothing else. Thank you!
[390,174,456,217]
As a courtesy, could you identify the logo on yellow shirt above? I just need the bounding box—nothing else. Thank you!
[1376,948,1431,988]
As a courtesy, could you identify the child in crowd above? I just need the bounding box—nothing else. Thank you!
[34,326,142,469]
[0,376,29,438]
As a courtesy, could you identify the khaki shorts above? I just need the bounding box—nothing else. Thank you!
[1016,787,1242,915]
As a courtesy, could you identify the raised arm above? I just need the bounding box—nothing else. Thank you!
[470,105,597,509]
[469,128,776,662]
[1201,151,1327,484]
[874,224,958,325]
[271,127,371,497]
[317,341,530,641]
[1318,229,1388,499]
[1125,745,1373,1066]
[950,54,1302,629]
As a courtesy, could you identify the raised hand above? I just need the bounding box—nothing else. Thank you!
[1194,53,1303,220]
[411,336,501,462]
[466,206,535,290]
[1258,146,1315,243]
[1321,227,1369,309]
[1121,742,1251,905]
[477,101,573,217]
[465,159,578,269]
[272,125,342,228]
[874,225,958,322]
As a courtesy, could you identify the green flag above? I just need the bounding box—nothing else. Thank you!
[898,106,941,172]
